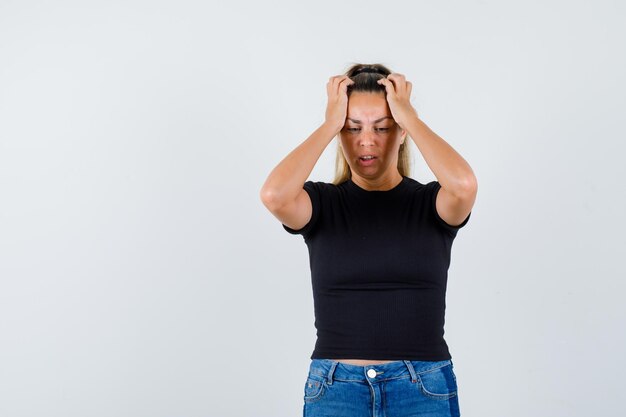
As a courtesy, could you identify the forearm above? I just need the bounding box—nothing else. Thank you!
[404,114,476,197]
[260,122,339,209]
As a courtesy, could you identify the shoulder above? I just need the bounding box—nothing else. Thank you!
[404,176,440,194]
[400,176,427,194]
[303,180,344,197]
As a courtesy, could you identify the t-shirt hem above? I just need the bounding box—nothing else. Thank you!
[311,349,452,361]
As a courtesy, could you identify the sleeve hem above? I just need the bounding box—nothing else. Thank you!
[431,181,471,234]
[281,182,319,236]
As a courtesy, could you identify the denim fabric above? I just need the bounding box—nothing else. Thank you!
[303,358,460,417]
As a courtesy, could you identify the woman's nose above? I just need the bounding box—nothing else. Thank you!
[359,128,376,145]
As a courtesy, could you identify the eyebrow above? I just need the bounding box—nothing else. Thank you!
[347,116,393,124]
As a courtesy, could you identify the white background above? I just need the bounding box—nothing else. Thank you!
[1,1,625,416]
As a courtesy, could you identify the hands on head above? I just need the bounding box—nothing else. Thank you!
[376,74,418,130]
[325,75,354,133]
[324,73,418,134]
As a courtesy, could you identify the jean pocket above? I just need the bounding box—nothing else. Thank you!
[417,362,458,400]
[303,374,326,403]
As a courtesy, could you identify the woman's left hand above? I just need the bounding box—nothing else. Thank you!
[377,73,418,130]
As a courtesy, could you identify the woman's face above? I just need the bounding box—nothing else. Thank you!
[339,92,406,181]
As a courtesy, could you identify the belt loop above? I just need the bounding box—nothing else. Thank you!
[403,360,418,383]
[326,360,338,385]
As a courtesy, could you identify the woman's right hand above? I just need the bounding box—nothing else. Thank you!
[324,75,354,133]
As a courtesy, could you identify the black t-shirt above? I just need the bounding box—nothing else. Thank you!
[283,175,471,360]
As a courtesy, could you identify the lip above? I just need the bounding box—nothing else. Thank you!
[358,156,377,167]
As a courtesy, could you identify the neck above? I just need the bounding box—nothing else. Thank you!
[351,172,403,191]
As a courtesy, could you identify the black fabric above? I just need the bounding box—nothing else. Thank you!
[282,176,471,361]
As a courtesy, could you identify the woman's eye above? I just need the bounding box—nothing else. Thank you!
[344,127,389,133]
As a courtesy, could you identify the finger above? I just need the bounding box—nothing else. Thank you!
[327,76,340,96]
[387,73,405,81]
[387,73,407,93]
[377,77,395,94]
[339,77,354,88]
[339,78,354,93]
[327,76,341,94]
[406,81,412,97]
[376,78,388,93]
[327,75,344,86]
[328,75,342,87]
[331,75,351,96]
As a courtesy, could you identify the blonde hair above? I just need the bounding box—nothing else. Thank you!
[331,63,412,185]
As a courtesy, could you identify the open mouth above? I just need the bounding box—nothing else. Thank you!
[358,156,377,166]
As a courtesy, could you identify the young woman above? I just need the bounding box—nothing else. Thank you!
[260,63,477,417]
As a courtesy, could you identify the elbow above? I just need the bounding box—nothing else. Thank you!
[462,174,478,193]
[458,174,478,199]
[259,186,283,212]
[446,173,477,200]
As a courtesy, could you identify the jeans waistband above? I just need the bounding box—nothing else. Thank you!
[307,359,453,385]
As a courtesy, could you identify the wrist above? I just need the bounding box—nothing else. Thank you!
[397,107,419,130]
[321,121,343,137]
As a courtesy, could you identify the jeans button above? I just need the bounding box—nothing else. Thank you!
[367,369,377,378]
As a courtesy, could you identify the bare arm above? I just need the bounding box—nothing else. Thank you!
[378,73,477,227]
[259,122,338,229]
[259,76,354,230]
[404,115,477,227]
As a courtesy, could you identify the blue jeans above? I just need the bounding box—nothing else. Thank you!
[303,358,460,417]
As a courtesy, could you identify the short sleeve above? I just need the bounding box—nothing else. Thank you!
[282,181,322,237]
[426,181,471,235]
